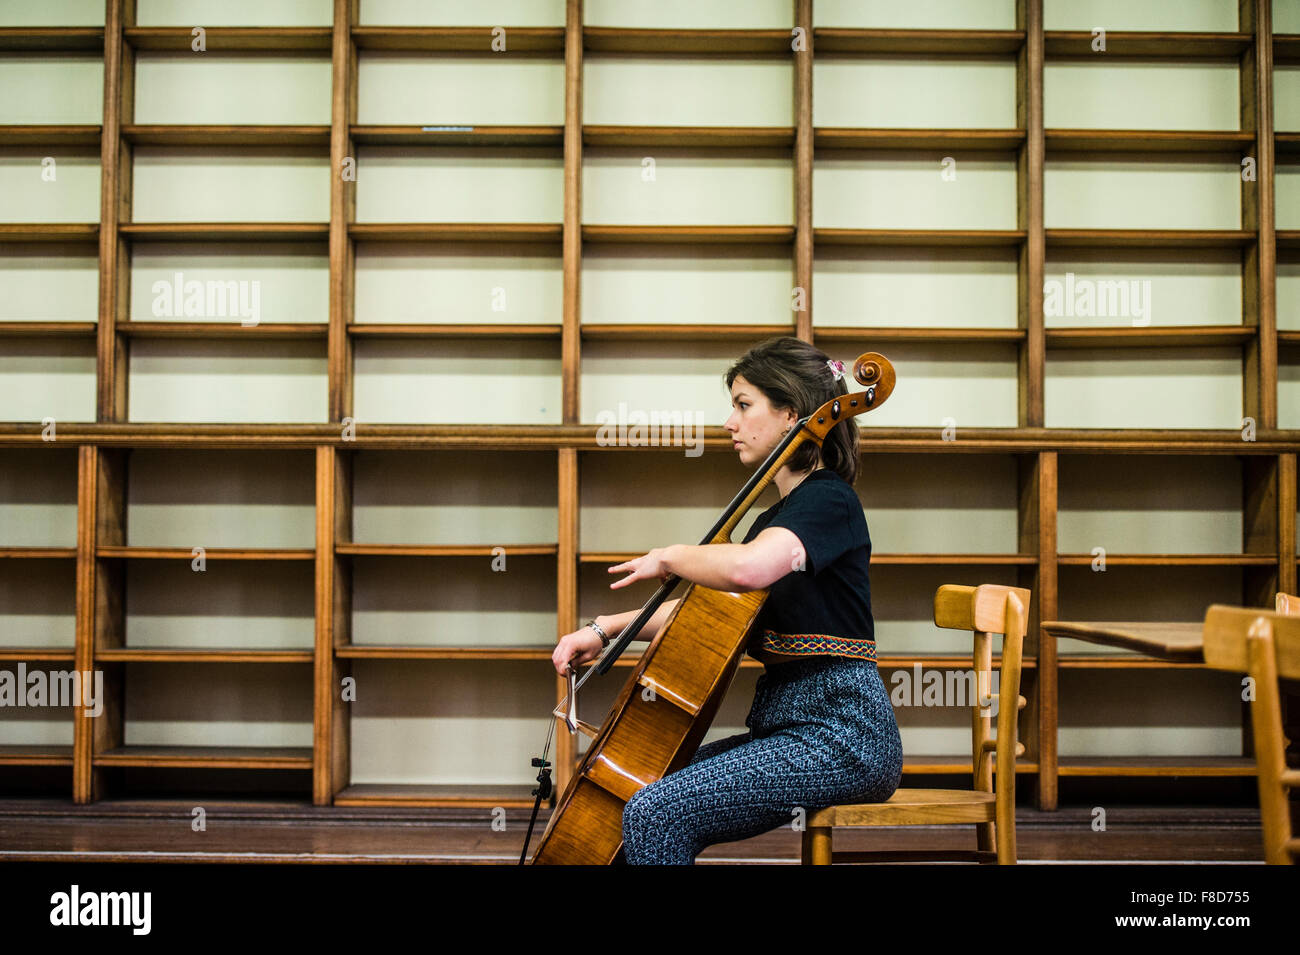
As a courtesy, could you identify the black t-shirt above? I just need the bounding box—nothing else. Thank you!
[740,469,875,663]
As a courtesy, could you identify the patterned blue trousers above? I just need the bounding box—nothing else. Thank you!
[621,656,904,864]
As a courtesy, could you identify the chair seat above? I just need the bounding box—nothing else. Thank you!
[808,789,997,827]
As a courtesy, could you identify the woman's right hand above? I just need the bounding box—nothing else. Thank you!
[552,626,606,676]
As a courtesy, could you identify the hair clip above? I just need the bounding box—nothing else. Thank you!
[826,358,845,381]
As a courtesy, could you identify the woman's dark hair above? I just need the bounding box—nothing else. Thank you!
[724,336,860,486]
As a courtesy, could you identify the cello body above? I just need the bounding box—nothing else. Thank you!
[529,352,895,864]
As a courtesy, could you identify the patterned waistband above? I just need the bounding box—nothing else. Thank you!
[747,629,877,664]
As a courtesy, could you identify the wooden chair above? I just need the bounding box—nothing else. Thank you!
[801,583,1030,864]
[1277,591,1299,615]
[1201,603,1300,864]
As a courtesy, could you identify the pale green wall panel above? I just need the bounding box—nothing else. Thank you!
[348,660,553,785]
[1045,251,1242,327]
[360,0,565,27]
[130,243,328,324]
[859,454,1022,554]
[1280,262,1300,331]
[579,338,743,428]
[357,55,565,125]
[1281,361,1299,429]
[1058,670,1242,756]
[351,450,558,546]
[0,562,76,647]
[352,338,562,424]
[583,147,792,226]
[1276,67,1300,130]
[0,151,100,222]
[1278,0,1300,34]
[1044,0,1238,31]
[0,667,74,743]
[0,448,78,548]
[872,566,1019,655]
[124,560,315,650]
[584,57,791,126]
[834,342,1020,427]
[136,0,333,25]
[814,60,1017,129]
[126,339,328,423]
[1045,160,1240,229]
[0,0,103,25]
[1058,455,1243,554]
[355,148,562,223]
[814,0,1015,29]
[1046,349,1243,428]
[586,0,792,29]
[0,57,102,123]
[125,449,315,548]
[814,155,1017,229]
[350,556,555,647]
[0,246,99,322]
[354,243,562,325]
[1045,62,1239,130]
[1277,163,1300,229]
[579,449,771,553]
[131,149,330,222]
[815,249,1020,329]
[135,55,333,125]
[0,338,96,423]
[124,662,313,747]
[582,246,793,325]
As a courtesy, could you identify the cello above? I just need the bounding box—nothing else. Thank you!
[526,351,896,864]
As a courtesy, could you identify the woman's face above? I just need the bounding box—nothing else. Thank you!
[725,375,796,468]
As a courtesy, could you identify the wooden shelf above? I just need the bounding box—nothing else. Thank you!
[336,544,557,556]
[1278,132,1300,157]
[584,124,794,147]
[0,224,98,243]
[116,322,328,340]
[93,746,313,769]
[121,124,331,147]
[1272,34,1300,64]
[123,27,333,52]
[1056,756,1257,777]
[333,783,538,808]
[902,756,1039,774]
[582,225,794,245]
[0,124,100,146]
[816,128,1025,151]
[1277,231,1300,250]
[579,551,1038,564]
[1046,129,1255,153]
[0,27,103,51]
[347,323,561,339]
[0,322,96,339]
[0,547,77,558]
[1057,553,1278,566]
[815,229,1026,247]
[579,323,792,341]
[349,223,562,243]
[351,125,563,147]
[1057,656,1209,669]
[1043,31,1252,57]
[352,26,564,53]
[0,648,76,662]
[1045,326,1256,348]
[95,546,315,560]
[814,29,1025,55]
[335,646,553,660]
[0,745,74,766]
[813,327,1026,344]
[119,223,329,242]
[95,648,313,663]
[1046,229,1254,249]
[583,27,792,55]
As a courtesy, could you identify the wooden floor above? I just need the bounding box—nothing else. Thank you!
[0,799,1273,864]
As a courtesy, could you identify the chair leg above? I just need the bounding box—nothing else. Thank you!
[976,821,995,854]
[804,825,832,865]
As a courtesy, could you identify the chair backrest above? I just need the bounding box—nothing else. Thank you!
[933,584,1031,797]
[1201,604,1300,864]
[1277,592,1300,616]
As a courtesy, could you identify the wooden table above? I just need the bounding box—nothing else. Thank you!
[1039,620,1205,663]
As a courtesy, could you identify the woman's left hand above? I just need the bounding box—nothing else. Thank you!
[608,547,673,589]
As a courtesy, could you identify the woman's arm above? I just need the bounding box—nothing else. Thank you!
[660,528,806,591]
[596,597,681,643]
